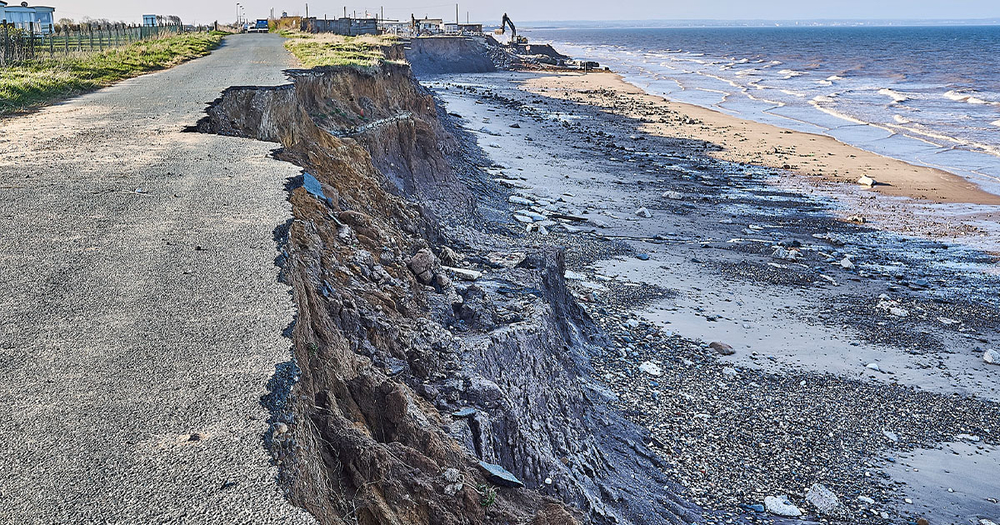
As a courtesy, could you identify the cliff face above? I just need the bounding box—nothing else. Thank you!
[403,37,498,77]
[195,61,700,525]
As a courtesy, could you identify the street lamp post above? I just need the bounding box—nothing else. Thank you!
[236,2,241,25]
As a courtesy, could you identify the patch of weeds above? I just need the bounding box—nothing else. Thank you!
[475,483,497,509]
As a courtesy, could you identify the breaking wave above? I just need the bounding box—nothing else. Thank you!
[878,88,910,103]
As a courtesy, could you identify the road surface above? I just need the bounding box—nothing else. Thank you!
[0,34,315,523]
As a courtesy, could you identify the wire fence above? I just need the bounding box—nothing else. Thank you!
[0,23,184,66]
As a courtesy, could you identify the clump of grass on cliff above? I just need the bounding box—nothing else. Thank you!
[0,32,222,114]
[282,32,398,68]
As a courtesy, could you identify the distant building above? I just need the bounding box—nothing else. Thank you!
[142,14,157,26]
[443,22,481,34]
[1,1,55,33]
[302,17,378,36]
[414,17,442,34]
[378,19,410,36]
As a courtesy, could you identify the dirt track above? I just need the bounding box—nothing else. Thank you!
[0,34,315,523]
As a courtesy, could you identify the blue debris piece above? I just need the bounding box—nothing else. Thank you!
[302,172,326,199]
[636,253,650,261]
[739,503,765,513]
[478,461,524,488]
[451,407,477,418]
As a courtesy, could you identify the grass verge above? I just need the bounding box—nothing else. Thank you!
[0,32,223,115]
[281,32,398,68]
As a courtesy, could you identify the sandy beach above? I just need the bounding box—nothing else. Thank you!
[523,71,1000,206]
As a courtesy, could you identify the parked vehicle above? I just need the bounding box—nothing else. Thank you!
[248,19,269,33]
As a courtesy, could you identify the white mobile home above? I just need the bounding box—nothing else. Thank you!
[1,1,56,33]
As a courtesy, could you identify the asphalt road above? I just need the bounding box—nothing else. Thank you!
[0,34,315,523]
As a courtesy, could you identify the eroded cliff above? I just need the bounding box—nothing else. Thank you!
[195,60,700,525]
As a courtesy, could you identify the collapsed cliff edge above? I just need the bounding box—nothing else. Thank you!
[193,42,702,525]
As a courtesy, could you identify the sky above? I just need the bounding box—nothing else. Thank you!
[52,0,1000,26]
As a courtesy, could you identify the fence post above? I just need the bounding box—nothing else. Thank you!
[2,22,7,67]
[64,25,68,54]
[49,24,53,57]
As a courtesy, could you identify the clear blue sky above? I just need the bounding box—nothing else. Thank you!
[54,0,1000,26]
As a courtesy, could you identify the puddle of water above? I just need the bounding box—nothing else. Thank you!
[884,441,1000,525]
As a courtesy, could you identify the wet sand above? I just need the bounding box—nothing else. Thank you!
[522,71,1000,207]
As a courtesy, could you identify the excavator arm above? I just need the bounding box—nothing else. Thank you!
[501,13,516,38]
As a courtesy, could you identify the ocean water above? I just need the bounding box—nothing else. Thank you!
[524,25,1000,196]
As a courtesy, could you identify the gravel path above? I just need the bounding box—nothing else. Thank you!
[0,34,315,523]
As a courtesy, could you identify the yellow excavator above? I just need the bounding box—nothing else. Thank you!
[495,13,527,45]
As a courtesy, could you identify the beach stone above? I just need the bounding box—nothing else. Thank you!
[443,266,482,281]
[635,207,652,218]
[917,519,929,525]
[840,257,855,270]
[443,468,461,483]
[981,349,1000,365]
[772,247,800,260]
[882,429,899,443]
[478,461,523,488]
[805,483,845,517]
[439,246,462,266]
[639,361,663,377]
[408,249,437,284]
[513,214,534,223]
[662,190,684,200]
[857,175,876,187]
[764,495,802,517]
[451,407,477,418]
[710,341,736,355]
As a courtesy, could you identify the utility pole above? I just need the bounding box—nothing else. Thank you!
[305,3,309,18]
[456,4,459,24]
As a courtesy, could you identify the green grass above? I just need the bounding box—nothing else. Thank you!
[0,32,223,115]
[281,32,397,69]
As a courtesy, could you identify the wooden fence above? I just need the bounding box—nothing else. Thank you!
[0,23,183,66]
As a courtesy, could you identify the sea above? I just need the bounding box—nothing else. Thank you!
[523,25,1000,197]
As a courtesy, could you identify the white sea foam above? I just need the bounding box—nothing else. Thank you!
[780,90,807,98]
[992,120,1000,128]
[808,99,867,125]
[893,115,912,124]
[944,90,1000,106]
[779,69,804,78]
[826,75,843,81]
[878,88,910,103]
[812,95,837,103]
